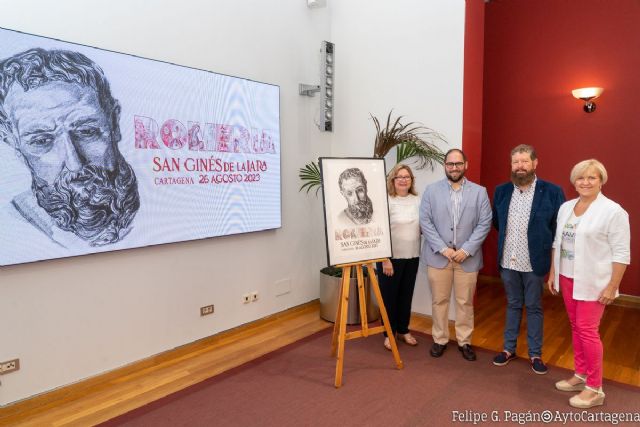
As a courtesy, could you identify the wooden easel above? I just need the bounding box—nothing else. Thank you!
[330,259,403,388]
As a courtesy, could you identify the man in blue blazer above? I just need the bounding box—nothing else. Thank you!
[492,144,565,374]
[420,149,492,361]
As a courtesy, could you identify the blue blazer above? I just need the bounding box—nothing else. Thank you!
[492,179,565,277]
[420,178,492,272]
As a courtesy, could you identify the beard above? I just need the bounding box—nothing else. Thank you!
[511,169,536,187]
[347,197,374,224]
[445,170,465,183]
[31,157,140,247]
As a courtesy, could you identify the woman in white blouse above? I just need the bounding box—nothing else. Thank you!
[547,159,630,409]
[378,164,421,351]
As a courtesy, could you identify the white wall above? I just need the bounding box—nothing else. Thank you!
[0,0,465,405]
[329,1,465,315]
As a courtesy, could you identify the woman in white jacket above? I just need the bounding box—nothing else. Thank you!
[547,159,630,409]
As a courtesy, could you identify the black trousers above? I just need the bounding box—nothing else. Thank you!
[376,257,419,336]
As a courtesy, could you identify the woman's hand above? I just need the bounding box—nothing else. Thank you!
[547,251,558,295]
[382,259,394,276]
[547,277,558,295]
[598,263,627,306]
[598,285,617,306]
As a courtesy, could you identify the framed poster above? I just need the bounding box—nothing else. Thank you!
[0,27,281,266]
[319,157,392,266]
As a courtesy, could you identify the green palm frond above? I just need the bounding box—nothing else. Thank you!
[396,140,446,170]
[372,110,446,169]
[298,161,322,196]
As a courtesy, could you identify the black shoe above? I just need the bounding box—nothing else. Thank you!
[531,357,548,375]
[458,344,477,361]
[493,351,517,366]
[430,343,447,358]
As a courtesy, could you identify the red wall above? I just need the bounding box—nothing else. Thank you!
[480,0,640,296]
[462,0,486,182]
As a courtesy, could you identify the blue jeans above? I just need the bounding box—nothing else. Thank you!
[500,269,544,358]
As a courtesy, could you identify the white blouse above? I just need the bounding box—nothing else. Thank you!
[388,194,421,259]
[559,212,580,278]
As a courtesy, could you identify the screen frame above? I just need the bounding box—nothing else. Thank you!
[0,26,282,267]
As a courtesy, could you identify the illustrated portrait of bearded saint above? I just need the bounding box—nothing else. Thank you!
[337,167,374,226]
[0,48,139,247]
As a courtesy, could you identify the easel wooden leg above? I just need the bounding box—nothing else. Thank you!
[356,265,369,336]
[330,269,346,357]
[331,260,402,387]
[334,266,351,388]
[367,263,403,369]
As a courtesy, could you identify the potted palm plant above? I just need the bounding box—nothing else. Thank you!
[299,110,446,195]
[372,110,446,167]
[299,110,446,323]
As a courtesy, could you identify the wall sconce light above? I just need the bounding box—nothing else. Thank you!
[572,87,603,113]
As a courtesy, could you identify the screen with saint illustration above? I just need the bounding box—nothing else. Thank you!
[0,27,281,266]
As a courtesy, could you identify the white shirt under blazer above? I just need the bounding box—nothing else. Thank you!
[552,192,630,300]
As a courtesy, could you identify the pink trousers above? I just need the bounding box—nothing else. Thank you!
[560,275,606,388]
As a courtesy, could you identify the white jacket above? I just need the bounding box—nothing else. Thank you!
[552,192,630,301]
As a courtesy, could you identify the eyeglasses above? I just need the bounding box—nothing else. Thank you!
[394,176,412,181]
[444,162,465,169]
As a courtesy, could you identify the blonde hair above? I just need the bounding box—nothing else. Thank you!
[386,164,417,196]
[570,159,608,185]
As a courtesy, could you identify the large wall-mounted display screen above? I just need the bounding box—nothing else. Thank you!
[0,27,281,266]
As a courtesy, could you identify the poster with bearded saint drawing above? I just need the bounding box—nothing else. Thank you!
[319,158,392,266]
[0,27,280,266]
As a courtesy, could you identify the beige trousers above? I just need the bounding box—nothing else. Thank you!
[427,262,478,346]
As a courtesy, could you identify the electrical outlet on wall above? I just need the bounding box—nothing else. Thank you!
[200,305,214,316]
[243,293,251,304]
[251,291,259,302]
[0,359,20,375]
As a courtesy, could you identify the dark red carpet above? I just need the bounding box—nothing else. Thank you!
[101,330,640,426]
